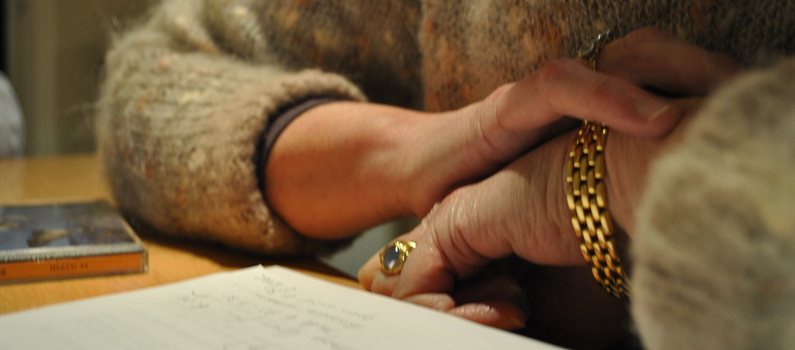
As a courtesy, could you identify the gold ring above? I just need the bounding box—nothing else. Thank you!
[579,29,615,71]
[379,240,416,275]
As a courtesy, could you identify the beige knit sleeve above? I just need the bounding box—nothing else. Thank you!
[96,0,418,255]
[631,58,795,349]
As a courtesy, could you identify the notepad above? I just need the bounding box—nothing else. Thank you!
[0,266,560,349]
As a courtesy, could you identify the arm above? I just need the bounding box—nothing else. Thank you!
[263,67,680,239]
[264,101,424,239]
[358,59,795,347]
[267,28,744,240]
[96,0,409,254]
[357,29,746,294]
[355,104,694,348]
[99,6,723,257]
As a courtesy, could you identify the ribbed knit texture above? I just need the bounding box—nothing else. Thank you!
[98,2,794,346]
[632,58,795,350]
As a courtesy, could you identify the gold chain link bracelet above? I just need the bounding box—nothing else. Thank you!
[564,122,630,299]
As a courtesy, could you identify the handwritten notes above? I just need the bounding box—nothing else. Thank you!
[0,266,559,349]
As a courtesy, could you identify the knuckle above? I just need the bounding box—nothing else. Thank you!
[428,190,481,275]
[534,59,580,110]
[535,59,577,86]
[482,82,514,126]
[418,220,454,274]
[587,75,618,102]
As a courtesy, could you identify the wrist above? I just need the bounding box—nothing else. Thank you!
[398,85,525,217]
[604,116,691,237]
[564,122,631,297]
[604,132,643,236]
[506,128,585,265]
[396,106,494,217]
[265,101,426,238]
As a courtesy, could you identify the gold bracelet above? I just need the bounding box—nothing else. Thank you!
[564,121,630,299]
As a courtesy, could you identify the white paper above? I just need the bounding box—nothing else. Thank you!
[0,266,560,349]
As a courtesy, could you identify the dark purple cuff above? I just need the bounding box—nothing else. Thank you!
[254,97,340,201]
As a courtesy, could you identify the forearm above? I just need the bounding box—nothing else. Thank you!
[263,93,550,239]
[264,101,427,239]
[263,88,682,242]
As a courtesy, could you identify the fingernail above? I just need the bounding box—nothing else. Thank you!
[505,314,526,330]
[636,99,674,121]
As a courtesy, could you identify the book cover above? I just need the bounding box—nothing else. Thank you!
[0,201,147,283]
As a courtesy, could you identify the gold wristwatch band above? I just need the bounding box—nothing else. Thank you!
[564,121,630,299]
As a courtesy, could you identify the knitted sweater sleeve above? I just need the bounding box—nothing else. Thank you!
[96,0,418,255]
[631,58,795,349]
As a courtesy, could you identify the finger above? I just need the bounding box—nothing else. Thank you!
[368,272,398,296]
[452,273,523,304]
[357,230,422,294]
[392,179,552,299]
[387,231,462,299]
[358,247,384,291]
[599,27,744,96]
[491,59,682,144]
[391,216,501,299]
[448,302,527,330]
[404,293,526,330]
[403,293,456,311]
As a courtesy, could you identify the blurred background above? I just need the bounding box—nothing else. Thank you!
[2,0,152,157]
[1,0,407,276]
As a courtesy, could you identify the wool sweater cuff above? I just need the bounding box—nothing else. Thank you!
[254,96,341,206]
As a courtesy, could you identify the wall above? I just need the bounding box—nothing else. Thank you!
[6,0,151,155]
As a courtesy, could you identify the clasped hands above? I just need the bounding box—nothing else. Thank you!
[356,28,742,340]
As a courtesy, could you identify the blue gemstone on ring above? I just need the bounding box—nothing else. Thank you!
[380,240,416,275]
[383,245,402,271]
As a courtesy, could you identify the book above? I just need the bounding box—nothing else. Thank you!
[0,265,560,349]
[0,200,147,283]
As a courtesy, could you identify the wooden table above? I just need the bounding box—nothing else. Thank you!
[0,154,359,314]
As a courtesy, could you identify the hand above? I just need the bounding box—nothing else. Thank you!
[358,100,700,342]
[360,129,590,296]
[267,28,739,239]
[400,27,741,216]
[353,27,738,345]
[358,129,636,347]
